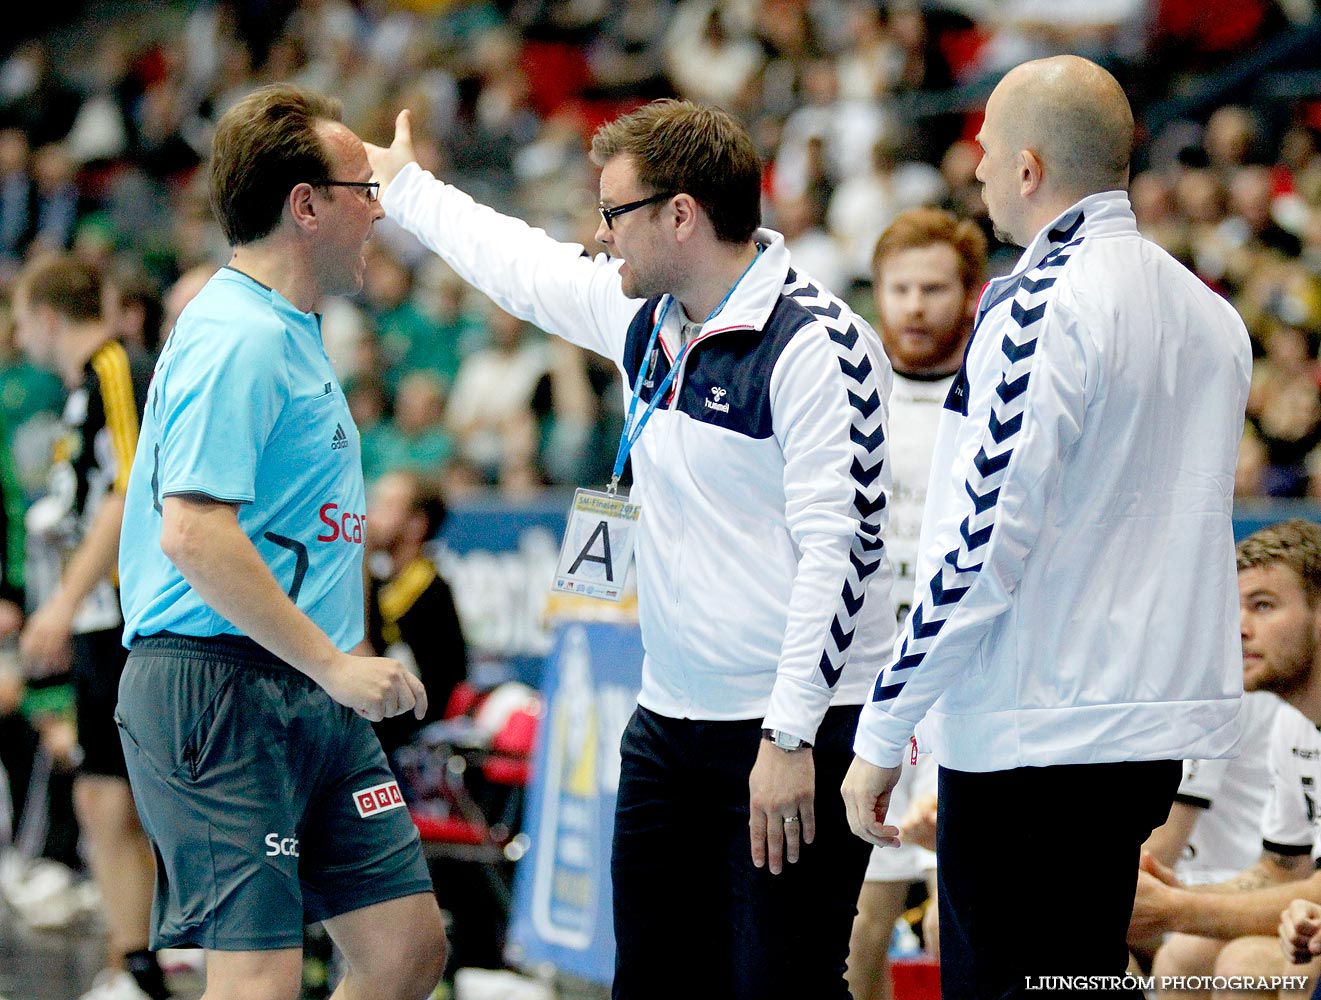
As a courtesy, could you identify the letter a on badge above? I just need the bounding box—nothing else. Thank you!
[568,520,614,581]
[553,487,639,602]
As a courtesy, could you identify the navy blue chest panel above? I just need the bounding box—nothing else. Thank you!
[621,295,815,440]
[944,223,1086,416]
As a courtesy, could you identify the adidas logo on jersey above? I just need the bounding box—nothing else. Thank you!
[331,424,349,450]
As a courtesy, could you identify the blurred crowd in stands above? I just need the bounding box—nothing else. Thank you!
[0,0,1320,509]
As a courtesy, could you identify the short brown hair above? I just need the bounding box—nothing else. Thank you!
[1237,519,1321,605]
[872,208,987,295]
[590,99,761,245]
[16,253,102,322]
[210,84,342,247]
[408,471,448,539]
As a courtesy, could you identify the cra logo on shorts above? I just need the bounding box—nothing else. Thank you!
[353,780,406,818]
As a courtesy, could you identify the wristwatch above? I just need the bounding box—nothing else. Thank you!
[761,728,813,751]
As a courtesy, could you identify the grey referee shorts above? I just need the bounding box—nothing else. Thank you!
[115,632,433,951]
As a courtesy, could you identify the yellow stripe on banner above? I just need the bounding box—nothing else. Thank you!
[378,557,438,625]
[90,341,140,494]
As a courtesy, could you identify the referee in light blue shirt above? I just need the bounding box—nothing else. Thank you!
[114,84,445,1000]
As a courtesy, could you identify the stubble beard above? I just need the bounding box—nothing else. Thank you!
[991,219,1017,247]
[1249,630,1316,701]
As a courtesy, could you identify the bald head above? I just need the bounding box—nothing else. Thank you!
[992,56,1133,200]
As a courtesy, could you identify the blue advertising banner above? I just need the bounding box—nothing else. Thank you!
[506,621,642,984]
[433,492,571,687]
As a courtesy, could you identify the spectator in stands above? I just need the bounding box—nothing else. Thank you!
[773,192,847,296]
[365,469,467,764]
[158,264,217,345]
[752,0,828,119]
[105,270,163,357]
[773,60,888,209]
[1204,105,1264,182]
[833,4,903,102]
[363,246,439,384]
[372,370,456,482]
[662,0,765,112]
[410,258,487,381]
[1132,520,1321,999]
[937,138,1015,274]
[0,41,81,149]
[28,145,81,256]
[586,0,674,103]
[1245,321,1321,497]
[1131,169,1192,263]
[987,0,1149,69]
[445,307,546,490]
[827,136,947,284]
[0,129,36,277]
[528,338,600,487]
[1175,167,1233,287]
[1225,164,1304,261]
[346,371,394,484]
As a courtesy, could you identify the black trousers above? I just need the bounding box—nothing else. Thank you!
[937,759,1181,1000]
[611,704,871,1000]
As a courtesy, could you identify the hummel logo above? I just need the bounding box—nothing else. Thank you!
[331,424,349,450]
[704,385,730,414]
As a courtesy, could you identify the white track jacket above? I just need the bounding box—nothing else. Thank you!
[855,191,1251,771]
[385,164,897,743]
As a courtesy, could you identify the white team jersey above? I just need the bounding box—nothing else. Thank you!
[1261,702,1321,861]
[885,371,956,622]
[1175,690,1280,884]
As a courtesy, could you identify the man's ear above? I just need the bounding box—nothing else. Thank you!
[288,182,319,234]
[671,193,699,243]
[1019,148,1043,199]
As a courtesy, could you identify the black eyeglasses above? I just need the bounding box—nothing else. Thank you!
[315,180,381,202]
[599,192,674,230]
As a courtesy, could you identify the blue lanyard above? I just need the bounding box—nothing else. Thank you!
[609,247,762,493]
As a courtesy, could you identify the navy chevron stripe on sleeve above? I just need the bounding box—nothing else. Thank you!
[870,259,1059,707]
[787,275,889,689]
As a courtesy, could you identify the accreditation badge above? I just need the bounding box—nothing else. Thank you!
[552,488,640,602]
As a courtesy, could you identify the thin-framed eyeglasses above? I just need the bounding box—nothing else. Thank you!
[599,192,674,230]
[315,180,381,202]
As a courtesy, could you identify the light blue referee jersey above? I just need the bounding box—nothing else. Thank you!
[120,268,367,651]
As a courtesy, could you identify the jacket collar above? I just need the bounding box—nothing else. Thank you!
[659,227,792,339]
[1011,190,1138,275]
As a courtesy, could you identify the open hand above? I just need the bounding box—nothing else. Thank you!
[365,109,418,199]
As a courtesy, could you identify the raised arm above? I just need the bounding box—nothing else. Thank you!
[369,110,637,363]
